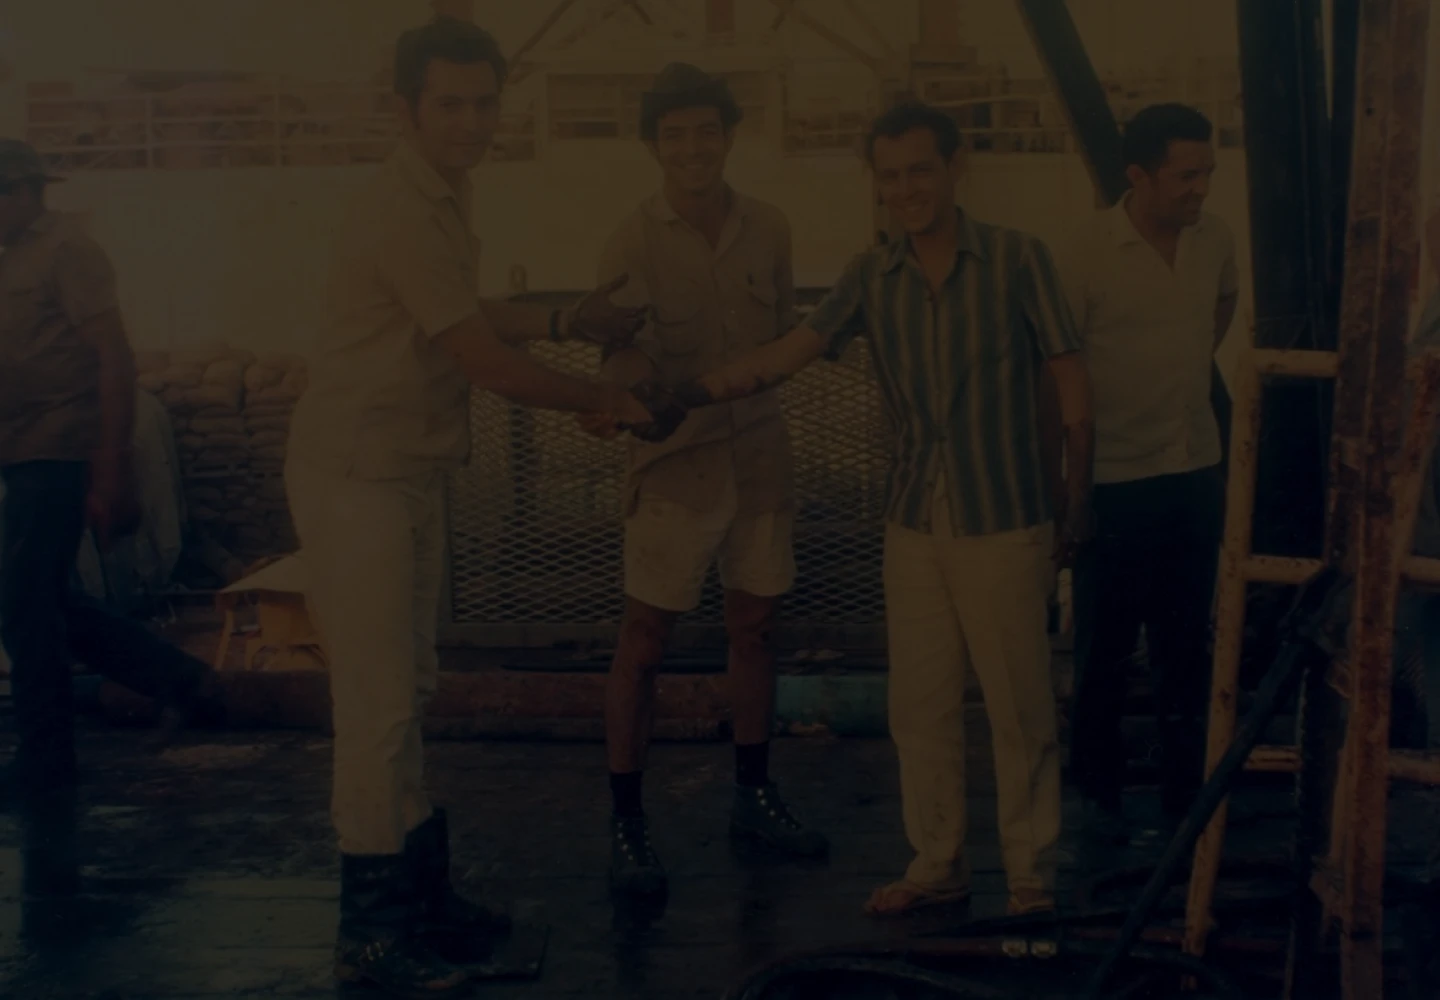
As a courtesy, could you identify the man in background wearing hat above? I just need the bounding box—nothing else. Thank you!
[579,63,829,901]
[0,139,226,889]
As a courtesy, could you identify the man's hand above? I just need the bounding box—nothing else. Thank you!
[576,411,622,440]
[623,380,689,443]
[1052,495,1094,569]
[87,448,141,551]
[569,273,649,349]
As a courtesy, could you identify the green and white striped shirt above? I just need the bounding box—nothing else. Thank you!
[807,210,1082,537]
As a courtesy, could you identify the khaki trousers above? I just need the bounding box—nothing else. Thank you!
[884,487,1062,892]
[285,461,444,856]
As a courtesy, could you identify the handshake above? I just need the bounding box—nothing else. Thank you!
[580,379,704,444]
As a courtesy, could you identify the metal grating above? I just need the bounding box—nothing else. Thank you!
[443,293,891,649]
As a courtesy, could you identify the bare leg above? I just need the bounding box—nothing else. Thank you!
[723,589,781,747]
[605,597,678,775]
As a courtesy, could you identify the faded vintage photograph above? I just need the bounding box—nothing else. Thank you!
[0,1,1438,997]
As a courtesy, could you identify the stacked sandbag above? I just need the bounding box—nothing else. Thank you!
[240,354,307,561]
[133,345,306,568]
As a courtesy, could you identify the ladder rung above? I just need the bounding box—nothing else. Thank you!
[1242,745,1440,784]
[1243,554,1440,587]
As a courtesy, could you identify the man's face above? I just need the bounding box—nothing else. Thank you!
[401,58,502,173]
[649,106,732,196]
[1129,139,1215,228]
[872,128,960,236]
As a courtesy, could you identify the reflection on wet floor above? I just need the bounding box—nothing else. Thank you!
[0,729,1312,998]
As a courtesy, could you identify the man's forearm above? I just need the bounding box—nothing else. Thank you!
[1063,419,1095,511]
[478,299,566,346]
[88,318,136,461]
[474,348,614,413]
[599,346,656,389]
[674,327,826,406]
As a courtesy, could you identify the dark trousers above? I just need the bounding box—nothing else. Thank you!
[1,461,207,798]
[1070,465,1225,811]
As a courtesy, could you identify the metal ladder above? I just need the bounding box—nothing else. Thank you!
[1182,1,1440,996]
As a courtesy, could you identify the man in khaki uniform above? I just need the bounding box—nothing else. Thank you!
[0,139,225,891]
[580,64,828,902]
[283,18,667,998]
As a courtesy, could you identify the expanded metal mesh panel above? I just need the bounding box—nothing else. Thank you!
[446,299,890,645]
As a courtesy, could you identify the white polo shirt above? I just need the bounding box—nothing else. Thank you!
[1057,195,1239,485]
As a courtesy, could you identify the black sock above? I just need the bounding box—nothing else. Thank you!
[610,771,644,818]
[735,741,770,788]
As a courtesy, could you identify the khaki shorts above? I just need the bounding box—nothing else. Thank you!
[624,484,795,613]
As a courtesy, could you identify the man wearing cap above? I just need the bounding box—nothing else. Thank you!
[577,63,829,900]
[283,18,678,996]
[0,139,226,885]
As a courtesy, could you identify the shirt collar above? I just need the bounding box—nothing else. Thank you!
[392,139,470,207]
[644,186,750,225]
[882,207,986,274]
[1111,191,1206,246]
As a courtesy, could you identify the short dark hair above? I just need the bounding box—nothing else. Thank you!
[865,102,962,164]
[394,16,508,107]
[640,80,742,141]
[1121,103,1213,172]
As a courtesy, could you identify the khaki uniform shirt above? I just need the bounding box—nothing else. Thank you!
[0,211,120,466]
[288,141,480,481]
[599,191,796,516]
[1057,196,1239,485]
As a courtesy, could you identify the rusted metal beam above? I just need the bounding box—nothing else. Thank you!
[1014,0,1127,206]
[1391,354,1440,565]
[1328,1,1431,995]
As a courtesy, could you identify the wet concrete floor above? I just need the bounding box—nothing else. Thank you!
[0,726,1306,998]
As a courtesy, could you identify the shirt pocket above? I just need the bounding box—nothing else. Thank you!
[651,284,706,356]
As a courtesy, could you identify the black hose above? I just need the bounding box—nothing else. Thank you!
[721,939,1245,1000]
[1082,565,1346,999]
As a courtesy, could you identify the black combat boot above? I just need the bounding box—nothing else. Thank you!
[730,783,830,858]
[333,851,469,998]
[609,813,668,899]
[407,809,511,964]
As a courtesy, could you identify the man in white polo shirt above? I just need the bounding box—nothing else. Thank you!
[1057,104,1240,841]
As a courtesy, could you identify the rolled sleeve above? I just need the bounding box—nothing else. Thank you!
[55,234,120,327]
[809,254,870,361]
[596,225,661,367]
[1021,237,1083,359]
[378,212,480,339]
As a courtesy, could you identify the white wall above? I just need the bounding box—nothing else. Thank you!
[5,0,1260,362]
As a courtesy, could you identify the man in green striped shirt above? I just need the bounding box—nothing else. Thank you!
[652,102,1095,916]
